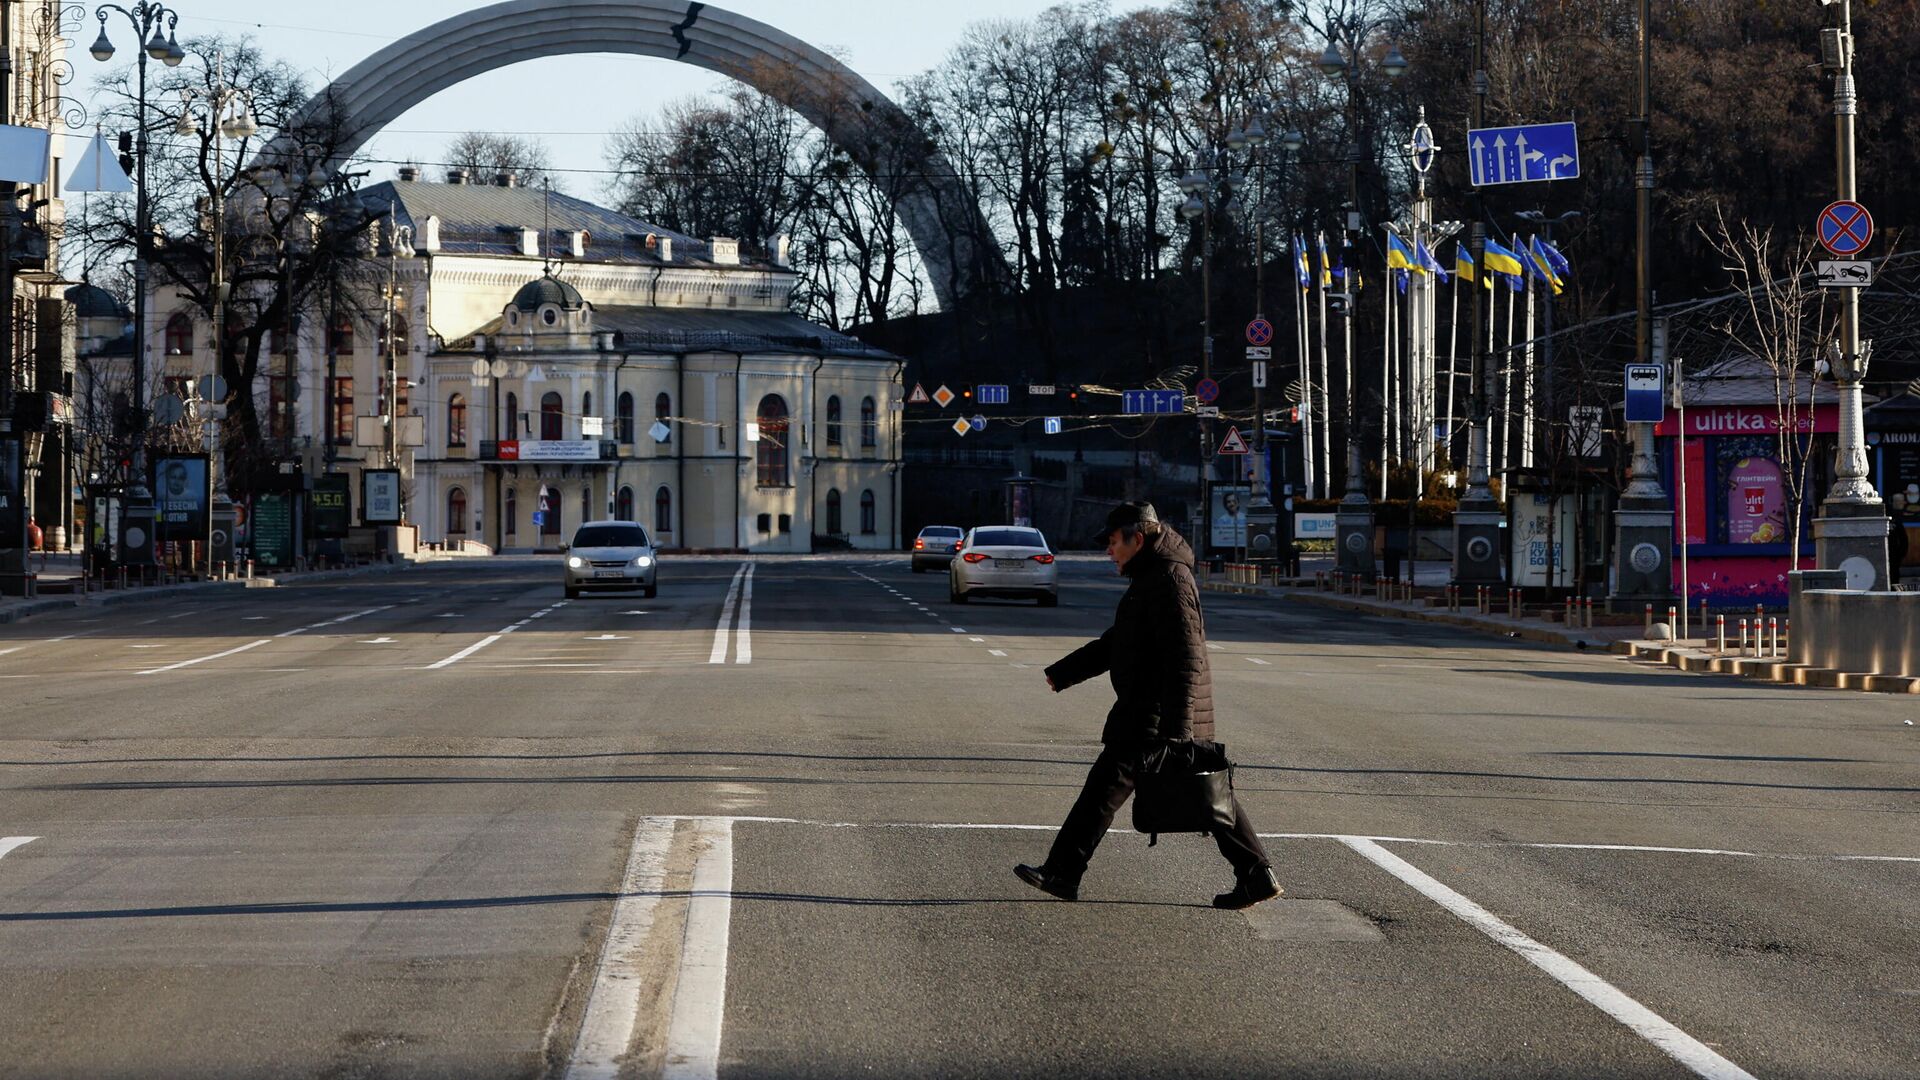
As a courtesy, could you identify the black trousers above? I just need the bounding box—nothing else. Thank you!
[1043,744,1271,882]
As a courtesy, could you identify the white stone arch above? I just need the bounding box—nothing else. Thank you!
[268,0,1005,307]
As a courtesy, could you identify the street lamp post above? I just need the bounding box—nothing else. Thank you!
[1179,152,1219,554]
[1812,0,1890,589]
[1320,27,1407,578]
[1608,0,1677,612]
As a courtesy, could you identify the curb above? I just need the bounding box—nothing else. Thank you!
[0,560,415,626]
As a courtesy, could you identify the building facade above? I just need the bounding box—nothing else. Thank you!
[138,174,904,553]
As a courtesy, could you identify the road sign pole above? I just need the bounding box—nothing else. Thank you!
[1610,0,1676,613]
[1452,0,1502,590]
[1810,0,1890,590]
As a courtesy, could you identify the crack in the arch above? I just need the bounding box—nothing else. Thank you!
[671,2,705,59]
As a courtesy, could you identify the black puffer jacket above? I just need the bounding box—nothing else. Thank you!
[1044,527,1215,745]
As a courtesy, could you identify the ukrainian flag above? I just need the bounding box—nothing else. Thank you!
[1526,235,1564,295]
[1454,242,1475,282]
[1294,234,1311,291]
[1386,233,1417,273]
[1483,237,1525,278]
[1317,232,1333,287]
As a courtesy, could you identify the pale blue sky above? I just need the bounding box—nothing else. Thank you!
[73,0,1132,198]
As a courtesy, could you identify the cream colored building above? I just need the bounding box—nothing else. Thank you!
[143,174,905,553]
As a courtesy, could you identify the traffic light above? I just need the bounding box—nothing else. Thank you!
[961,385,974,401]
[117,131,134,178]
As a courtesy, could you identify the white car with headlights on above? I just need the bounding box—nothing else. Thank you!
[949,526,1058,606]
[563,521,657,599]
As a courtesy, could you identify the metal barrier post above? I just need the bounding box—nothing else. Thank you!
[1716,614,1726,653]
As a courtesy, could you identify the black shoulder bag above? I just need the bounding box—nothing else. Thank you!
[1131,740,1236,845]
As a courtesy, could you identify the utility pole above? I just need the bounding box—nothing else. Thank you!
[1608,0,1676,612]
[1451,0,1504,588]
[1812,0,1890,588]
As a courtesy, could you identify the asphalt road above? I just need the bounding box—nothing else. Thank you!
[0,554,1915,1079]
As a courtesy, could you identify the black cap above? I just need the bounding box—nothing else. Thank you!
[1094,500,1158,546]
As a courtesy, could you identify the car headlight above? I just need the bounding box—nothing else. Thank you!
[633,555,653,568]
[567,556,584,569]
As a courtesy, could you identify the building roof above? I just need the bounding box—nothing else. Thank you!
[65,282,129,319]
[511,272,587,312]
[360,180,747,268]
[471,305,900,361]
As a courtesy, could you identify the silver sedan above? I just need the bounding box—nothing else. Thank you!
[563,521,658,599]
[949,526,1058,606]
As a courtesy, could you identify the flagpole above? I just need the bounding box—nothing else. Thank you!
[1445,267,1459,470]
[1317,233,1332,503]
[1380,268,1392,501]
[1296,247,1315,499]
[1522,261,1536,471]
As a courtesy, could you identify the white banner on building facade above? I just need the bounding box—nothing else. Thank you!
[497,440,600,461]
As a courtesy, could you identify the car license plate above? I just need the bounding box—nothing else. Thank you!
[593,570,626,579]
[994,559,1025,569]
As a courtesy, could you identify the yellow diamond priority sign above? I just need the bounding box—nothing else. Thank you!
[951,418,972,436]
[933,384,957,408]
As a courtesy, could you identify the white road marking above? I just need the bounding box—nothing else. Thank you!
[358,637,398,645]
[1245,657,1272,666]
[128,644,163,649]
[564,817,675,1080]
[0,836,37,861]
[585,635,628,641]
[164,610,199,619]
[427,634,503,670]
[969,637,985,643]
[950,627,967,633]
[664,818,734,1080]
[138,638,270,675]
[988,649,1008,657]
[437,613,465,619]
[0,647,22,657]
[243,616,268,621]
[709,563,748,664]
[275,604,395,639]
[734,564,754,666]
[1341,837,1757,1080]
[1206,643,1223,651]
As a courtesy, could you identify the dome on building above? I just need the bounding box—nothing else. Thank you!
[66,282,129,319]
[510,272,586,312]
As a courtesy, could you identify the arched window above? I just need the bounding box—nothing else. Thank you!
[504,392,519,440]
[540,391,563,440]
[617,486,634,521]
[826,488,843,535]
[380,314,409,356]
[654,392,673,444]
[755,394,789,487]
[505,488,517,536]
[447,393,467,447]
[164,313,193,356]
[860,489,876,534]
[826,395,843,448]
[860,395,878,448]
[581,390,592,426]
[617,391,635,444]
[447,487,467,534]
[327,314,354,356]
[654,486,673,534]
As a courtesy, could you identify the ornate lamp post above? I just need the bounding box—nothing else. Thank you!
[1320,27,1407,577]
[1178,150,1221,551]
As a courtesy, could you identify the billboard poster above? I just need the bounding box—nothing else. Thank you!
[153,455,210,539]
[1210,485,1249,549]
[1725,456,1785,544]
[1510,493,1573,588]
[311,473,351,538]
[252,492,295,567]
[0,435,22,550]
[363,469,401,524]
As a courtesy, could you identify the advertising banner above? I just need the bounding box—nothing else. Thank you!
[153,455,210,539]
[495,440,600,462]
[251,492,295,567]
[363,469,402,524]
[1210,485,1249,549]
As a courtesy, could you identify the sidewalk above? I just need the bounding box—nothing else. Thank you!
[0,554,418,625]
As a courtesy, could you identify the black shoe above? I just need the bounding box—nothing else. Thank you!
[1213,866,1283,910]
[1015,863,1079,901]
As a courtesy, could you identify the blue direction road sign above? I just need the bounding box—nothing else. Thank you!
[1624,364,1665,424]
[968,414,987,432]
[976,384,1010,405]
[531,510,547,526]
[1817,201,1873,257]
[1469,122,1579,186]
[1195,378,1220,404]
[1122,389,1186,415]
[1043,417,1063,435]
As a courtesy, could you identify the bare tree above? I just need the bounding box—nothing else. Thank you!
[443,131,556,186]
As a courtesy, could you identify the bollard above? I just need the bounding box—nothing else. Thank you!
[1644,603,1653,637]
[1667,606,1678,640]
[246,559,254,580]
[1738,618,1750,655]
[1716,614,1726,654]
[1564,597,1575,625]
[1769,617,1779,659]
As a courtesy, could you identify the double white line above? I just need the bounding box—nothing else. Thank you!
[708,562,754,665]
